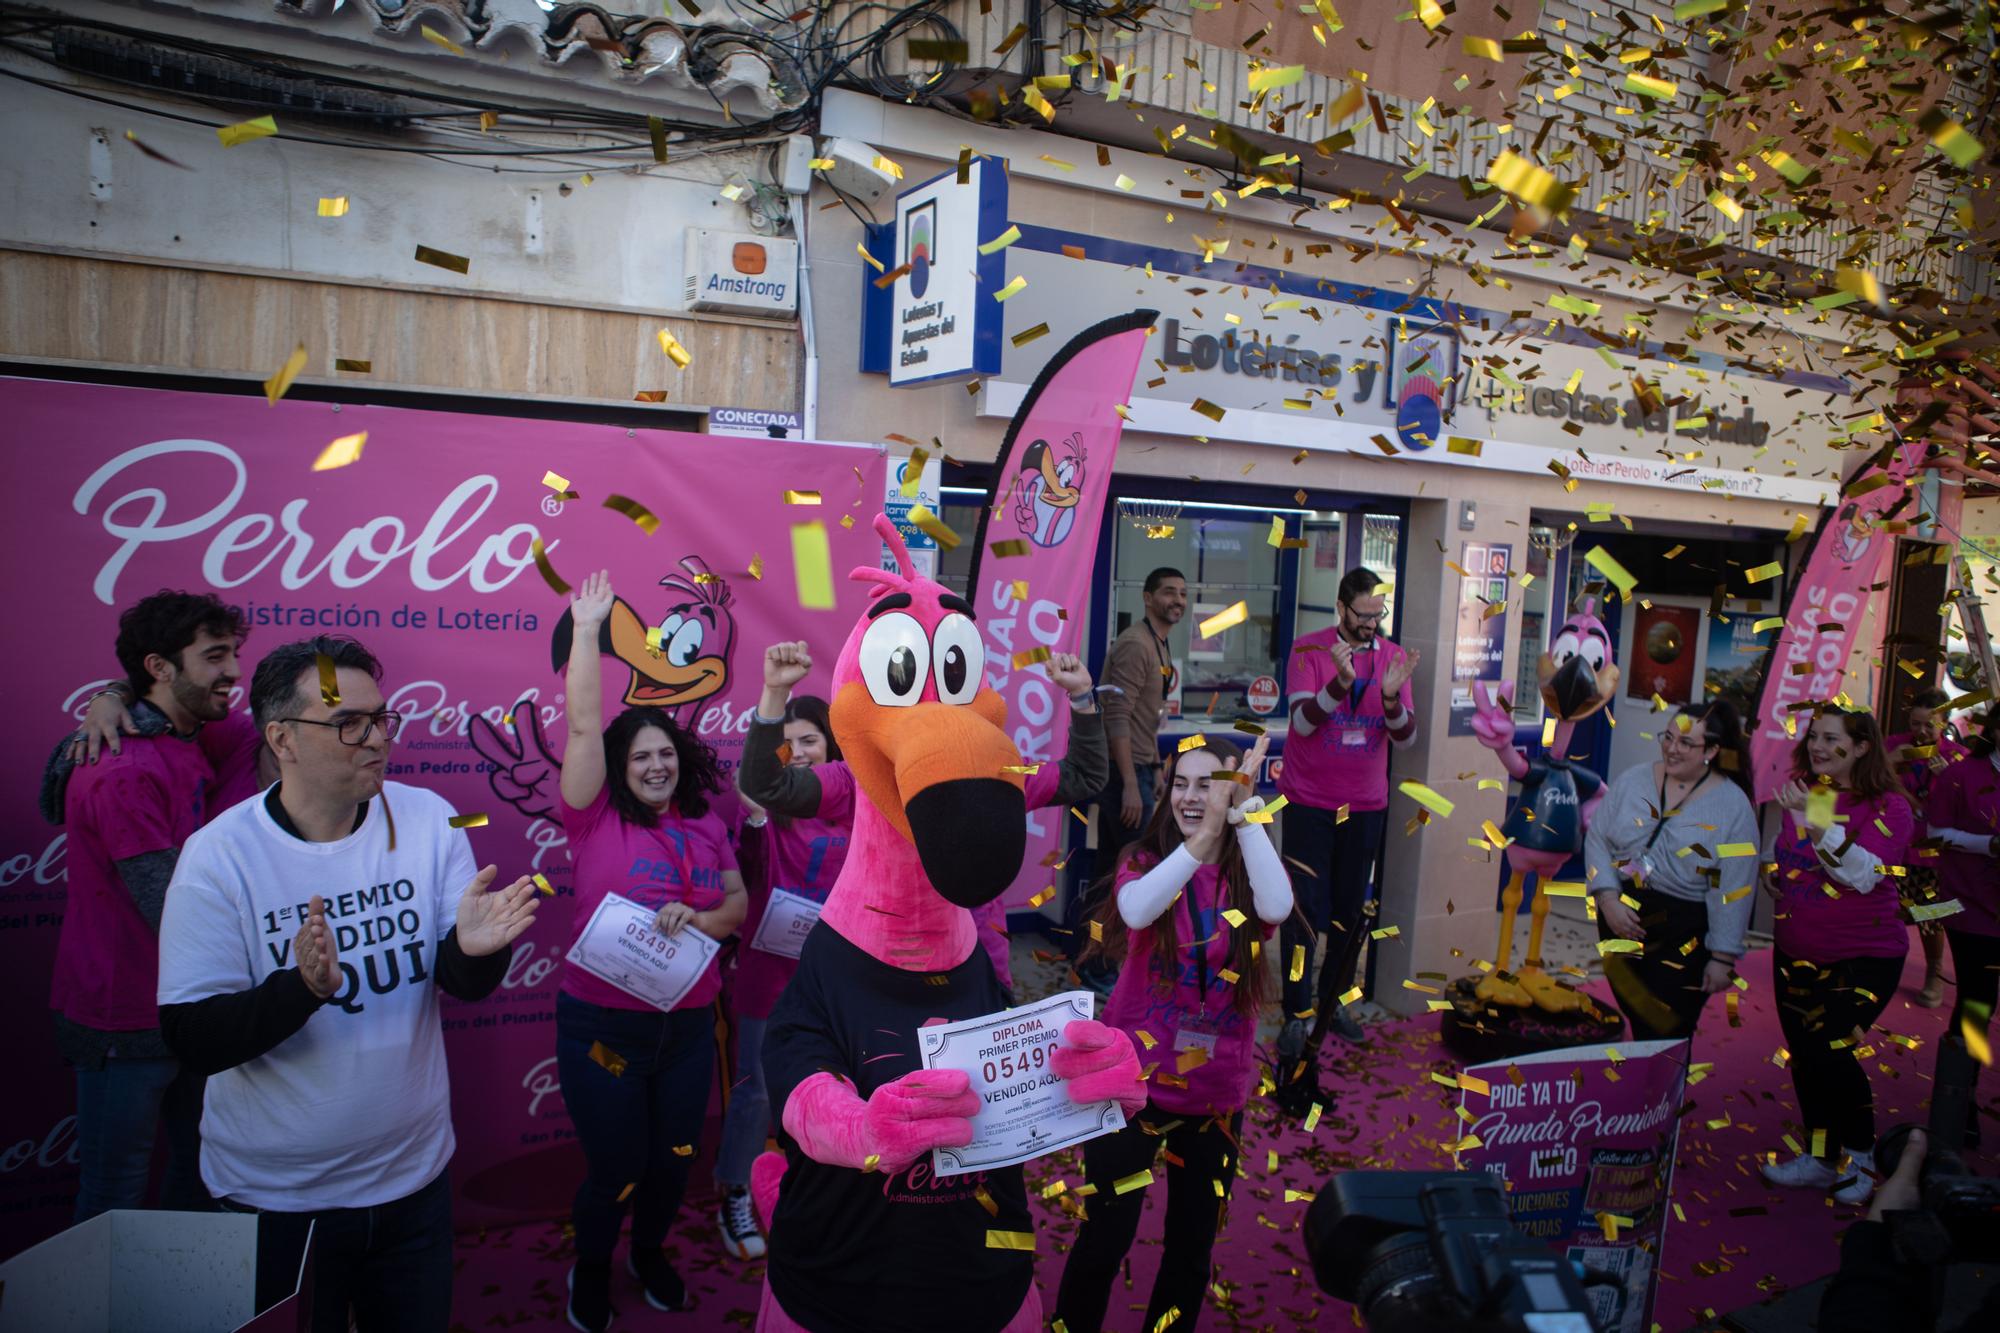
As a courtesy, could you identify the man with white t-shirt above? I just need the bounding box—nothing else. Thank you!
[158,636,541,1333]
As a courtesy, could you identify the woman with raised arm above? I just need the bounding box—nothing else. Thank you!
[554,570,747,1333]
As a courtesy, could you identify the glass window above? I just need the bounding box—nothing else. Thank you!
[1109,509,1281,728]
[933,499,983,596]
[1294,518,1346,640]
[1360,514,1404,639]
[1514,525,1559,723]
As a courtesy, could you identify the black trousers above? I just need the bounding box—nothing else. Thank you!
[1596,886,1715,1042]
[1773,948,1905,1160]
[1945,927,2000,1035]
[1279,803,1387,1016]
[1054,1101,1244,1333]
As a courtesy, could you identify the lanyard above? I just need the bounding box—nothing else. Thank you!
[1151,624,1177,697]
[1643,769,1710,854]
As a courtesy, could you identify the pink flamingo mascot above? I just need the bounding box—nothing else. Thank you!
[1468,598,1621,1011]
[748,517,1146,1333]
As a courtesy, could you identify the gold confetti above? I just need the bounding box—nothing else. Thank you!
[791,521,835,610]
[421,24,466,56]
[1920,108,1985,170]
[784,490,823,505]
[530,538,570,596]
[1584,547,1637,599]
[414,245,470,274]
[1197,602,1247,638]
[448,812,489,829]
[873,154,904,180]
[908,504,961,551]
[1398,781,1455,819]
[1624,73,1679,100]
[657,329,692,369]
[994,275,1029,301]
[121,131,190,169]
[604,494,661,535]
[1011,323,1050,348]
[1013,646,1053,669]
[1598,939,1643,955]
[1304,1102,1323,1132]
[1191,399,1226,423]
[1744,561,1784,584]
[985,1229,1036,1251]
[541,470,570,493]
[1247,64,1305,93]
[1113,1169,1154,1195]
[334,358,371,373]
[316,652,340,706]
[1462,37,1504,61]
[533,873,554,897]
[1415,0,1445,30]
[978,225,1023,255]
[989,538,1030,558]
[217,115,278,149]
[587,1041,627,1076]
[264,343,308,406]
[311,432,367,472]
[317,196,349,218]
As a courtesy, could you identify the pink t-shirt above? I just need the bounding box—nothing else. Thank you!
[1924,754,2000,938]
[1101,857,1271,1118]
[560,786,738,1012]
[736,763,856,1020]
[1770,790,1918,961]
[1887,732,1969,805]
[53,732,217,1030]
[1278,628,1413,814]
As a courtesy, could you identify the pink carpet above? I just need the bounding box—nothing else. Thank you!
[448,946,1996,1333]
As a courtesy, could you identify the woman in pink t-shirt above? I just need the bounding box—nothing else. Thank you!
[1759,707,1917,1209]
[1054,735,1293,1333]
[1924,708,2000,1124]
[555,571,748,1333]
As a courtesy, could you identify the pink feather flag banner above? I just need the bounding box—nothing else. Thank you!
[963,309,1157,915]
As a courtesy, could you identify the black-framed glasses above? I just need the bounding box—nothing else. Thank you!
[1342,606,1385,625]
[280,711,403,745]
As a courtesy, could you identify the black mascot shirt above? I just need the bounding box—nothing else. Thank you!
[1504,756,1604,855]
[763,924,1034,1333]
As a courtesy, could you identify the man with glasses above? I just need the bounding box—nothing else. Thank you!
[1277,566,1421,1048]
[156,636,541,1333]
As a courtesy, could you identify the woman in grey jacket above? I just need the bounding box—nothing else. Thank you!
[1585,699,1758,1041]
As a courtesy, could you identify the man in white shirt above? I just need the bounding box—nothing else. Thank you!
[158,636,540,1333]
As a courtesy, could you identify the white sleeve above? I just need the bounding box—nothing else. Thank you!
[435,814,479,943]
[1929,824,1994,854]
[157,833,255,1005]
[1232,814,1294,924]
[1115,844,1202,929]
[1816,824,1886,892]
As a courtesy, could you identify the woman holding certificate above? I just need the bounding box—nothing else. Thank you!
[555,571,748,1333]
[1056,735,1293,1333]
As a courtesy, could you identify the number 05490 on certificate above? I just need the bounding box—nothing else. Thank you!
[917,990,1125,1177]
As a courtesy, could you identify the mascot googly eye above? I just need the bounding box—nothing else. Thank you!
[859,612,931,707]
[930,614,983,705]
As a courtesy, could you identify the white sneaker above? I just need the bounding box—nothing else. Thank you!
[1833,1150,1876,1206]
[1760,1152,1838,1189]
[718,1187,767,1260]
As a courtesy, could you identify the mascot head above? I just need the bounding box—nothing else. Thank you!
[831,515,1028,907]
[1540,597,1621,722]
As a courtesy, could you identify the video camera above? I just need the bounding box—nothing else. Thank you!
[1874,1029,2000,1266]
[1303,1170,1602,1333]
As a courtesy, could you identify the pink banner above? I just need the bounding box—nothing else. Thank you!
[964,311,1156,912]
[1748,438,1926,802]
[1456,1039,1689,1333]
[0,377,884,1257]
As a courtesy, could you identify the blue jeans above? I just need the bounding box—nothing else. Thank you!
[555,993,715,1262]
[713,1014,770,1191]
[73,1056,207,1222]
[220,1167,453,1333]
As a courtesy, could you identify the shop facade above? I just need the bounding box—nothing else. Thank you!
[815,89,1917,1013]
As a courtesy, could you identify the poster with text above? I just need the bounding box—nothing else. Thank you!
[0,378,884,1257]
[1449,541,1512,736]
[1456,1039,1689,1333]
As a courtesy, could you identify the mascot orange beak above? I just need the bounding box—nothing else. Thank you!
[833,683,1027,907]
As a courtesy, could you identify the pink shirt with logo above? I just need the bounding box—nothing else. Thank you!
[54,731,219,1030]
[1770,790,1917,961]
[1887,732,1969,805]
[1924,754,2000,938]
[1101,857,1271,1118]
[736,763,856,1021]
[1279,627,1413,813]
[560,786,737,1012]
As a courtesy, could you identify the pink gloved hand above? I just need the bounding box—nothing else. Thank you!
[780,1067,980,1178]
[1051,1020,1147,1116]
[1471,681,1530,777]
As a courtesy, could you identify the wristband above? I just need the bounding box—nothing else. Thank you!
[1069,690,1096,707]
[744,817,769,829]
